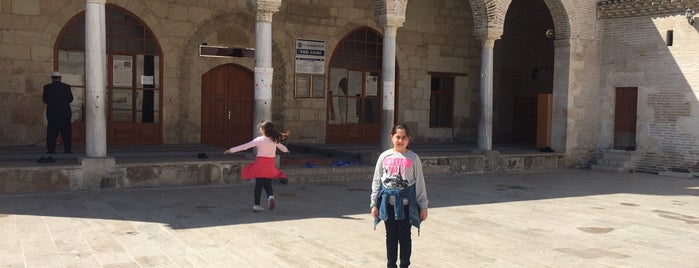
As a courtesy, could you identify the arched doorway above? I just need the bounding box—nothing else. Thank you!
[494,0,555,149]
[201,64,254,148]
[55,4,163,145]
[326,27,388,143]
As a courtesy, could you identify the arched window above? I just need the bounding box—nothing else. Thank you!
[326,27,384,143]
[56,4,163,145]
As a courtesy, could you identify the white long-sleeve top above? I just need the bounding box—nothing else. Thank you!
[370,149,428,209]
[227,136,289,157]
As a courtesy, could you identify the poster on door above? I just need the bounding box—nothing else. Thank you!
[113,60,133,87]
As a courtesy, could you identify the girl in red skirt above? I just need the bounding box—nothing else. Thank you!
[224,120,290,212]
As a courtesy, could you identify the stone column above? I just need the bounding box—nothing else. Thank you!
[380,24,401,150]
[551,39,571,153]
[85,0,107,157]
[374,1,407,150]
[249,0,281,137]
[477,38,495,151]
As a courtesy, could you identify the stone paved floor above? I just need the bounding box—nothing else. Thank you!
[1,170,698,267]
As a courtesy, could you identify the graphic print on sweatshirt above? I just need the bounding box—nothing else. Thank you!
[382,157,412,189]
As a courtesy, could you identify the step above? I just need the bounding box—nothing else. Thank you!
[591,164,627,172]
[283,165,374,183]
[601,150,636,161]
[596,159,634,169]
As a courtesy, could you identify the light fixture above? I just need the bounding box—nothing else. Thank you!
[685,8,694,25]
[545,29,555,39]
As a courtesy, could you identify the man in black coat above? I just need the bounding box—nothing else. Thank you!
[43,71,73,154]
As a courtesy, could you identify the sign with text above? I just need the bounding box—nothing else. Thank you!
[295,38,325,75]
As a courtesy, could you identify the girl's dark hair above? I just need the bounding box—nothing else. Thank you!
[258,120,290,143]
[391,123,411,137]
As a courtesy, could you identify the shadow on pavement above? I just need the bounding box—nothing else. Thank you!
[0,170,697,230]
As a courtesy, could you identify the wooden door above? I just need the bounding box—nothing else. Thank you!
[614,87,637,150]
[201,64,254,148]
[536,93,552,149]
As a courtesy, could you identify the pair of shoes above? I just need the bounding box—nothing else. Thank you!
[197,153,208,159]
[46,151,55,154]
[268,196,276,211]
[253,205,265,212]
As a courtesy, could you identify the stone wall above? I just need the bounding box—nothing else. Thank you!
[598,3,699,172]
[0,0,480,146]
[275,0,479,143]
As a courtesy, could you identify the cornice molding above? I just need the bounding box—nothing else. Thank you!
[597,0,696,19]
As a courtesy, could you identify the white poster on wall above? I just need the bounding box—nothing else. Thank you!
[295,38,325,75]
[383,81,395,110]
[255,67,273,100]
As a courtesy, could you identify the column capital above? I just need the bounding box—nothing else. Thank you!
[373,0,407,28]
[383,24,400,37]
[379,15,405,29]
[86,0,106,4]
[474,28,503,44]
[481,39,495,48]
[248,0,282,22]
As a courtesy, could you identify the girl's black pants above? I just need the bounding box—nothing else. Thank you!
[384,204,411,268]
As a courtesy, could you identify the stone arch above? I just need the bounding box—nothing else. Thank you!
[541,0,571,40]
[469,0,575,41]
[176,11,290,143]
[330,18,382,54]
[325,22,392,143]
[53,3,166,145]
[175,11,255,143]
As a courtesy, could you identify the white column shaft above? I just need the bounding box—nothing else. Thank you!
[478,39,495,151]
[85,0,107,157]
[253,20,273,138]
[381,27,398,150]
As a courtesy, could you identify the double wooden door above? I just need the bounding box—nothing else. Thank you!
[201,64,254,148]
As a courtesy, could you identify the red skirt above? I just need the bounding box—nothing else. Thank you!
[241,157,286,180]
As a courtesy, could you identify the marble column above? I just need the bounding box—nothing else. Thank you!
[249,0,281,138]
[375,0,407,150]
[84,0,107,157]
[380,25,399,150]
[478,39,495,152]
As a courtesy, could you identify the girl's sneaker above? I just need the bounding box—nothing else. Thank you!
[268,196,276,211]
[253,205,265,212]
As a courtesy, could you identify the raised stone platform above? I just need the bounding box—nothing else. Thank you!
[0,143,565,195]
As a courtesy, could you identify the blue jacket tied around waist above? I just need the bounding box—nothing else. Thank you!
[374,184,422,234]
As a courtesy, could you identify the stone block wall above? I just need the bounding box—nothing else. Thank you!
[0,0,480,146]
[275,0,479,143]
[598,4,699,173]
